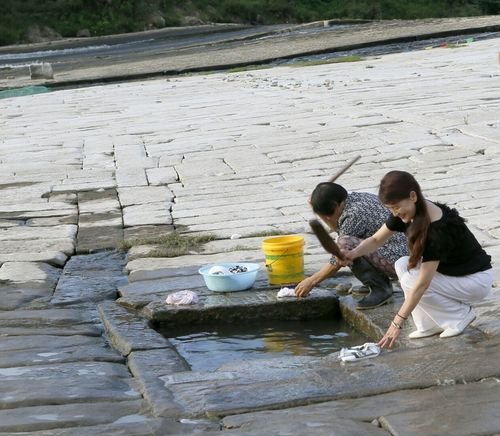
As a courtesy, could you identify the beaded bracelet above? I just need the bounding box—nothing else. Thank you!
[391,320,402,330]
[396,313,408,320]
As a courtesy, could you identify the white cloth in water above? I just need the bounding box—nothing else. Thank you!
[277,287,296,298]
[339,342,380,362]
[208,265,231,275]
[165,290,199,305]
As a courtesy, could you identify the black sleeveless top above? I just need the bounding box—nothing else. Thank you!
[386,203,491,276]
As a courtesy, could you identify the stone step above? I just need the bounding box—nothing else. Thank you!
[160,337,500,417]
[221,378,500,435]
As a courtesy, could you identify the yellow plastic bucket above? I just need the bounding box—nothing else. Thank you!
[262,235,305,285]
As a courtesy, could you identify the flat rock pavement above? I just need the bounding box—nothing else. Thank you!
[0,31,499,434]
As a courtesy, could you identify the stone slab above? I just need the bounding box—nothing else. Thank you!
[0,225,77,241]
[127,349,189,418]
[223,417,386,435]
[0,400,145,433]
[379,380,500,435]
[26,215,78,226]
[78,198,121,214]
[0,334,103,352]
[0,344,124,368]
[0,239,75,256]
[117,186,174,207]
[221,379,500,435]
[123,225,174,241]
[116,168,148,187]
[0,361,130,380]
[0,287,55,310]
[50,182,117,195]
[0,308,99,328]
[0,418,219,436]
[0,262,61,288]
[0,251,67,266]
[0,325,103,337]
[122,203,173,227]
[78,211,123,228]
[51,251,127,306]
[125,250,264,277]
[76,225,124,253]
[98,301,171,356]
[0,376,141,409]
[143,289,340,325]
[146,167,179,185]
[119,273,214,298]
[0,203,76,220]
[126,235,266,261]
[160,337,500,417]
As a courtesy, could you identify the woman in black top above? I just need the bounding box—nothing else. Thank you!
[342,171,492,348]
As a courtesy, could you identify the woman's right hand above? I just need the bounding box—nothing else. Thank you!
[295,277,315,298]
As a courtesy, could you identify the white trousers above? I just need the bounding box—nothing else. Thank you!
[395,256,493,331]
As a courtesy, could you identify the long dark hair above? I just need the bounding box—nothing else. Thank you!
[310,182,348,216]
[378,171,429,269]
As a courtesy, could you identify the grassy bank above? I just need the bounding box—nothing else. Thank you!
[1,0,499,46]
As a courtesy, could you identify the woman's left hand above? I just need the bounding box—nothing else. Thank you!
[378,323,401,349]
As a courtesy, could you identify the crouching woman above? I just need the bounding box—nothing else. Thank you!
[342,170,493,348]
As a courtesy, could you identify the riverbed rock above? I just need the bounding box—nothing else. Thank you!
[147,14,166,29]
[76,28,91,38]
[23,25,62,44]
[30,63,54,80]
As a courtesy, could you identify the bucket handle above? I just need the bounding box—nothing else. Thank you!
[265,248,289,272]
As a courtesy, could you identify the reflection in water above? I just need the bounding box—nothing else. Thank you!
[164,319,367,372]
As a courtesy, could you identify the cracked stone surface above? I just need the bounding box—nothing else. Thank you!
[0,20,499,434]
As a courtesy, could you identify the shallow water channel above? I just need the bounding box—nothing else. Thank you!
[159,318,367,372]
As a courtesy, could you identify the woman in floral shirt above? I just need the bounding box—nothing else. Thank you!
[295,182,409,310]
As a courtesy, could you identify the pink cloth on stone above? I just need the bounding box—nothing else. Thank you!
[277,287,296,298]
[165,290,199,305]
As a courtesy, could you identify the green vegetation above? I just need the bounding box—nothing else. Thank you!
[226,56,363,72]
[290,55,364,67]
[1,0,499,46]
[228,65,275,73]
[246,229,289,237]
[118,232,216,257]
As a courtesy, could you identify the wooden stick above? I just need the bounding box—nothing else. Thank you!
[328,155,361,183]
[309,219,345,260]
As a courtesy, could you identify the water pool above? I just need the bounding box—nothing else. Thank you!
[159,318,368,372]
